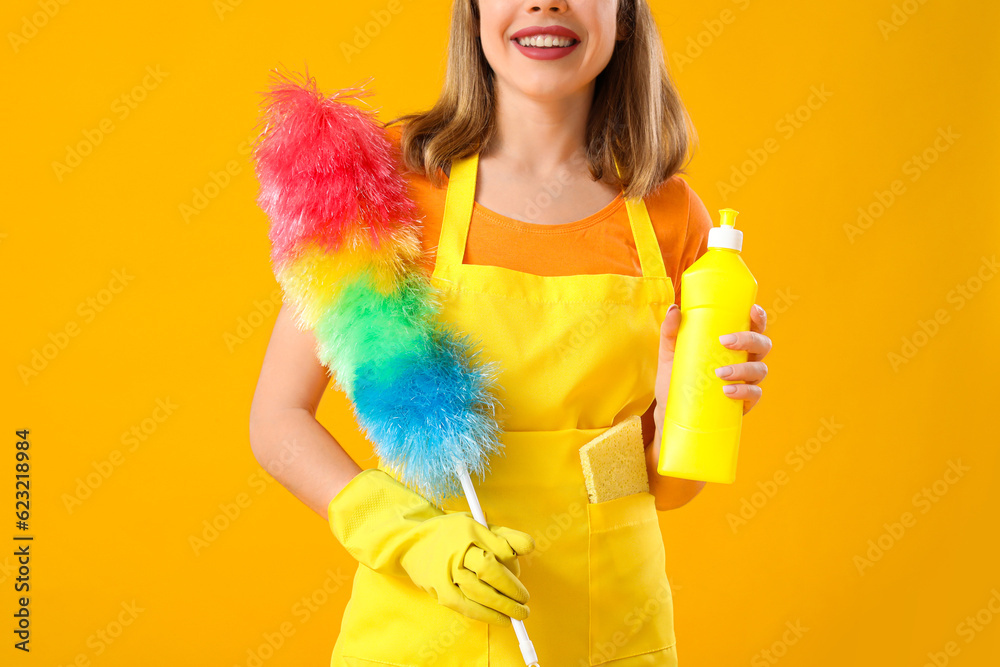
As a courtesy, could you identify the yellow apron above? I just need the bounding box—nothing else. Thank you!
[331,153,678,667]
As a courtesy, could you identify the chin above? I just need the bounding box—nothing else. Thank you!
[505,74,580,100]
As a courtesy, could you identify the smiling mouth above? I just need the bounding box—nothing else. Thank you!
[511,37,580,48]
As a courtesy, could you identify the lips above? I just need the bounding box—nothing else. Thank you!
[508,24,582,60]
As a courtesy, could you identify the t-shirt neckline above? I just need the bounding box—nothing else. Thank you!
[473,191,626,234]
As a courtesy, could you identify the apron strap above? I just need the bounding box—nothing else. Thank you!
[433,152,668,280]
[615,157,668,280]
[434,153,478,280]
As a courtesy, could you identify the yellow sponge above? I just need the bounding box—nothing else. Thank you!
[578,415,650,503]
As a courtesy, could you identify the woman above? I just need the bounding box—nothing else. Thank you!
[249,0,771,665]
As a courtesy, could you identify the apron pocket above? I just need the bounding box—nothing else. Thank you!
[587,491,677,665]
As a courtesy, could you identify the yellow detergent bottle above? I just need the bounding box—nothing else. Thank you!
[657,208,758,484]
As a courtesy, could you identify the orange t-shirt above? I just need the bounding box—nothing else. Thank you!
[386,126,714,306]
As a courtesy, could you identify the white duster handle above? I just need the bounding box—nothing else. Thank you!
[455,462,540,667]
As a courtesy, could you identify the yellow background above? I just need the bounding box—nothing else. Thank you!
[4,0,998,665]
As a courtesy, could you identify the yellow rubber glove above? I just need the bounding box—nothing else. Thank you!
[328,468,535,626]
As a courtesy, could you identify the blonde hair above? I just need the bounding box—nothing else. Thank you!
[384,0,698,201]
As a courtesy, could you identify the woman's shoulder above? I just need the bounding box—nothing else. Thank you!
[383,122,445,187]
[643,174,715,297]
[384,122,404,151]
[381,123,447,269]
[646,174,714,243]
[645,174,689,216]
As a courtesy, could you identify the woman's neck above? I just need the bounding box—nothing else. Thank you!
[484,79,595,180]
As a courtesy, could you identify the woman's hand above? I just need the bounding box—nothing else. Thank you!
[652,303,772,439]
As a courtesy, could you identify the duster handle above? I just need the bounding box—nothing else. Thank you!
[455,462,540,667]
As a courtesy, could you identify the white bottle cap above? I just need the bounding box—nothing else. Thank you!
[708,208,743,251]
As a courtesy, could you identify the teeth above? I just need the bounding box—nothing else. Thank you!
[516,35,576,48]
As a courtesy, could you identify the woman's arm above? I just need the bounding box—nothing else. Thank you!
[640,401,707,511]
[248,302,362,520]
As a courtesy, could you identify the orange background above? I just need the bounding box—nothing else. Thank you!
[4,0,999,665]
